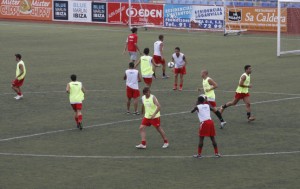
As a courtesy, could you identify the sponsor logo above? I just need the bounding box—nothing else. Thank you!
[228,9,242,21]
[126,6,162,18]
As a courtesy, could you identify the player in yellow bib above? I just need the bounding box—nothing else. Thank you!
[136,87,169,149]
[200,70,226,129]
[66,74,86,130]
[220,65,255,122]
[11,54,26,100]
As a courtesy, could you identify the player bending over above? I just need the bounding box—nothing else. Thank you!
[219,65,255,122]
[136,87,169,149]
[191,96,221,158]
[12,54,26,100]
[66,74,86,130]
[200,70,226,129]
[124,62,142,115]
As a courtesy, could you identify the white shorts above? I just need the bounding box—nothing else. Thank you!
[129,52,137,61]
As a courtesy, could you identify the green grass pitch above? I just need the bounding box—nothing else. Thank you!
[0,21,300,189]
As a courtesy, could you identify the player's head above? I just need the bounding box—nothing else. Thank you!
[143,48,150,55]
[197,96,205,104]
[70,74,77,81]
[175,47,180,55]
[143,87,151,97]
[15,54,22,61]
[129,62,134,69]
[244,65,252,74]
[159,35,164,41]
[201,69,208,78]
[131,27,138,34]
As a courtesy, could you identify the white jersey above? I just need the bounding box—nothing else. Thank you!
[172,53,185,68]
[125,69,139,90]
[154,41,163,56]
[196,104,211,122]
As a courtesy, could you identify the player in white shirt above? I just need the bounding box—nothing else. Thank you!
[124,62,142,115]
[191,96,221,158]
[153,35,169,79]
[172,47,187,91]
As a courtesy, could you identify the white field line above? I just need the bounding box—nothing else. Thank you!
[0,96,300,143]
[0,151,299,159]
[0,89,300,96]
[0,21,283,40]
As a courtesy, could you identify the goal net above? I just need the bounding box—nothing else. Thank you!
[277,0,300,56]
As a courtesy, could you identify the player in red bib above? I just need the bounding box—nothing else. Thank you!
[153,35,169,79]
[124,62,142,115]
[123,27,141,63]
[191,96,221,158]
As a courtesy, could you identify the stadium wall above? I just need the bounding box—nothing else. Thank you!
[0,0,298,33]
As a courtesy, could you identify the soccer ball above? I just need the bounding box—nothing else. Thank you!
[167,62,175,68]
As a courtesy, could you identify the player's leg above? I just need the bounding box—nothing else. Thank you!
[126,97,131,114]
[179,73,184,91]
[211,106,226,128]
[161,62,169,79]
[136,124,147,149]
[194,137,204,158]
[155,126,169,148]
[133,97,139,115]
[77,109,83,130]
[173,73,178,90]
[210,136,220,157]
[243,96,255,122]
[219,97,240,113]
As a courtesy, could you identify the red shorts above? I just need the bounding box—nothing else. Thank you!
[71,103,82,111]
[199,120,216,137]
[143,78,152,85]
[174,66,186,75]
[208,101,217,108]
[153,55,165,65]
[142,117,161,127]
[12,78,24,87]
[126,86,140,99]
[235,92,250,100]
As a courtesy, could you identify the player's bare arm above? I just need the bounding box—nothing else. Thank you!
[122,42,128,54]
[135,43,141,54]
[151,58,159,67]
[66,83,70,94]
[150,96,161,119]
[124,74,127,80]
[160,43,164,60]
[138,73,142,82]
[16,64,24,79]
[239,75,252,88]
[141,104,145,115]
[206,78,218,92]
[183,56,187,66]
[81,86,86,94]
[191,107,198,113]
[134,59,141,68]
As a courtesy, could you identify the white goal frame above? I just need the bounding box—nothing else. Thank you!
[277,0,300,56]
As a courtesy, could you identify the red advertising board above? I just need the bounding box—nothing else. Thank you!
[0,0,52,21]
[108,3,163,26]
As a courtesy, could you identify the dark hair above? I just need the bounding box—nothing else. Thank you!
[144,48,150,55]
[15,54,22,60]
[70,74,77,81]
[129,62,134,68]
[244,65,251,71]
[175,47,180,51]
[198,96,205,103]
[131,27,138,33]
[159,35,164,40]
[143,87,150,94]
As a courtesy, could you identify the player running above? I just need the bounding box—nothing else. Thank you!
[172,47,187,91]
[136,87,169,149]
[153,35,169,79]
[134,48,158,88]
[66,74,86,130]
[123,27,141,63]
[201,70,227,129]
[219,65,255,122]
[191,96,221,158]
[12,54,26,100]
[124,62,142,115]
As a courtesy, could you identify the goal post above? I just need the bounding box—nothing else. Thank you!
[277,0,300,56]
